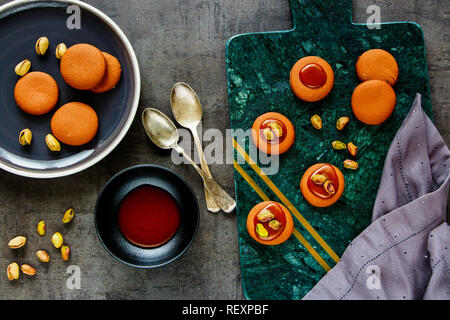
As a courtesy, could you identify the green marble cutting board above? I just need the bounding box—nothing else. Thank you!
[226,0,432,300]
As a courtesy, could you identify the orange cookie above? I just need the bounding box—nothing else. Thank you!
[300,163,345,208]
[14,72,59,116]
[60,44,106,90]
[51,102,99,146]
[352,80,397,125]
[290,56,334,102]
[356,49,399,86]
[91,52,122,94]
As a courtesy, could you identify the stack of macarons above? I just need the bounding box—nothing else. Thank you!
[14,43,122,148]
[351,49,398,125]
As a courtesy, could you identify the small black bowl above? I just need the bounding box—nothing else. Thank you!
[94,165,199,268]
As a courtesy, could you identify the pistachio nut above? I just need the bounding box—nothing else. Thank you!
[336,117,350,131]
[311,114,322,130]
[267,122,283,138]
[268,219,282,231]
[61,245,70,261]
[15,59,31,76]
[7,262,20,281]
[344,159,359,170]
[8,236,27,249]
[45,134,61,152]
[347,142,358,157]
[36,250,50,263]
[257,210,275,223]
[20,264,36,276]
[332,140,347,150]
[51,232,63,248]
[35,36,49,55]
[55,43,67,59]
[62,208,75,224]
[19,129,32,146]
[256,223,269,238]
[311,173,327,185]
[37,220,46,236]
[323,180,336,195]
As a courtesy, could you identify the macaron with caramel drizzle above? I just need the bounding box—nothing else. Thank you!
[300,163,345,208]
[247,201,294,245]
[251,112,295,155]
[290,56,335,102]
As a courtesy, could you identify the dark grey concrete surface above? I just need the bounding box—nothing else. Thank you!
[0,0,448,300]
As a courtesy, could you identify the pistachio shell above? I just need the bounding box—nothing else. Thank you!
[7,263,20,280]
[21,264,36,276]
[8,236,27,249]
[257,210,275,223]
[15,59,31,76]
[19,129,32,146]
[35,36,49,55]
[36,250,50,263]
[55,43,67,59]
[332,141,347,150]
[45,134,61,152]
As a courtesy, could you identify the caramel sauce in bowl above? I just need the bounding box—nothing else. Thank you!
[95,165,199,268]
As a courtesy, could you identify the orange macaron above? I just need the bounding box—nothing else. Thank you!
[91,52,122,94]
[14,72,59,116]
[356,49,399,86]
[351,80,397,125]
[51,102,99,146]
[290,56,334,102]
[60,44,106,90]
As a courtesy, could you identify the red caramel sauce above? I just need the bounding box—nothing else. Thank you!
[299,63,327,88]
[118,185,180,248]
[307,164,339,199]
[259,119,287,144]
[253,202,286,241]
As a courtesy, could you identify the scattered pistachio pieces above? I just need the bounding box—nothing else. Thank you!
[344,159,359,170]
[257,210,275,223]
[256,223,269,238]
[62,208,75,224]
[20,264,36,276]
[15,59,31,76]
[19,128,32,146]
[36,250,50,263]
[332,140,347,150]
[8,236,27,249]
[61,245,70,261]
[311,114,322,130]
[35,36,49,55]
[45,134,61,152]
[268,220,282,231]
[7,262,20,280]
[347,142,358,157]
[51,232,64,249]
[55,43,67,59]
[311,173,327,185]
[37,220,46,236]
[336,117,350,131]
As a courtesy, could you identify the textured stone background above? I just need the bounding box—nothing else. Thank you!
[0,0,447,300]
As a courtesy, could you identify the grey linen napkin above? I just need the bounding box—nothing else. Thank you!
[303,94,450,300]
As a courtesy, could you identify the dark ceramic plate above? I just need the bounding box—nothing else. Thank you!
[95,165,200,268]
[0,0,140,178]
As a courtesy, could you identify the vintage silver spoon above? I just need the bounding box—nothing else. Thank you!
[142,108,236,213]
[170,82,220,213]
